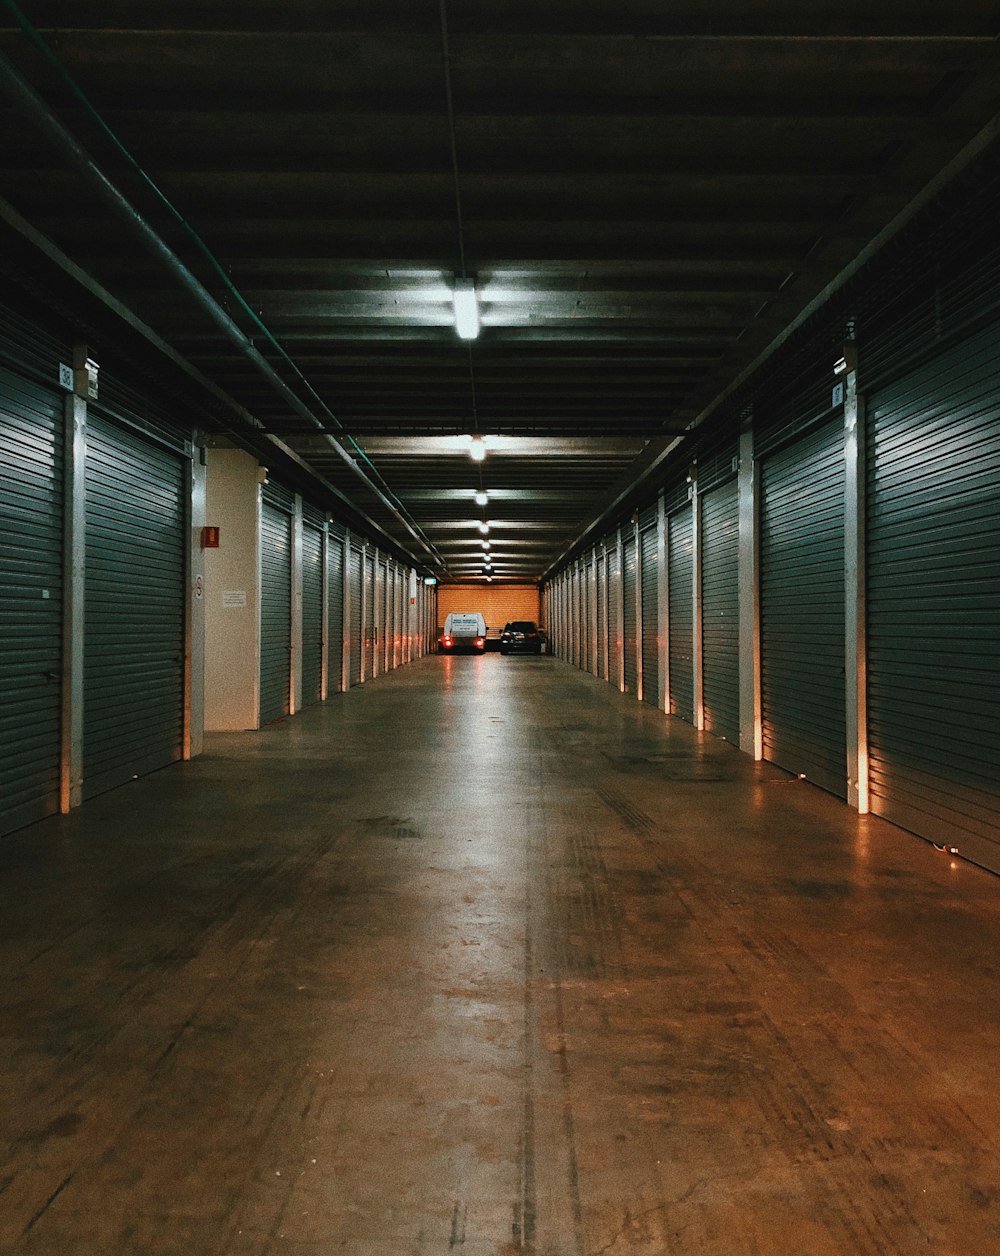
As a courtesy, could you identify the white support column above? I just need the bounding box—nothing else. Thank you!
[359,542,368,682]
[737,419,761,757]
[615,527,625,692]
[61,389,86,812]
[844,353,869,812]
[290,495,303,715]
[634,516,644,702]
[692,475,704,731]
[186,445,206,759]
[657,491,669,713]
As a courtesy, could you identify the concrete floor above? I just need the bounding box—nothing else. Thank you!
[1,655,999,1256]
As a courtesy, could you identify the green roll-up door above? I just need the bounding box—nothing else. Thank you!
[377,559,388,674]
[0,365,64,834]
[760,417,846,797]
[607,548,620,686]
[867,324,1000,873]
[259,499,292,724]
[668,505,694,722]
[701,479,740,742]
[640,524,659,706]
[326,528,344,693]
[623,536,638,694]
[349,546,362,686]
[301,521,324,705]
[595,555,606,679]
[361,555,371,683]
[83,413,185,799]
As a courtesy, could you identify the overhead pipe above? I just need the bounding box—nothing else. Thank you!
[0,47,446,572]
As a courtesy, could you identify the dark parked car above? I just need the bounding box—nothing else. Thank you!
[499,620,544,655]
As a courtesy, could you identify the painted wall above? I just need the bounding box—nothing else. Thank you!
[204,447,261,730]
[436,583,540,632]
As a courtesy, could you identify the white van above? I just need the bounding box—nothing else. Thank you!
[439,612,487,653]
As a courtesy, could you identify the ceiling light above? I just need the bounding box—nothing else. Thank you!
[468,435,486,462]
[478,521,490,534]
[481,540,490,551]
[474,490,488,507]
[453,278,479,340]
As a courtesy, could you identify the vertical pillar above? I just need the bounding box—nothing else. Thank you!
[737,418,761,757]
[634,516,644,702]
[657,490,669,713]
[692,475,704,731]
[60,389,86,812]
[186,444,206,759]
[844,350,869,812]
[290,495,303,714]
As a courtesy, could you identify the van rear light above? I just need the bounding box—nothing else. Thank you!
[475,637,484,647]
[442,635,453,647]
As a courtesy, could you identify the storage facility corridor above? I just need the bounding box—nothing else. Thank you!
[2,652,998,1256]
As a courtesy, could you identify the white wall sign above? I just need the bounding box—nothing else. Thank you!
[222,589,247,608]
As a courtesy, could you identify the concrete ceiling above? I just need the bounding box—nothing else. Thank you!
[1,1,999,580]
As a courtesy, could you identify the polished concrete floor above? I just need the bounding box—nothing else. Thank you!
[2,654,999,1255]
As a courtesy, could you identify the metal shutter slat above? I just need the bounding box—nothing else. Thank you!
[83,413,185,799]
[640,525,659,706]
[349,547,363,686]
[668,506,694,722]
[327,538,344,693]
[867,323,1000,872]
[301,522,323,705]
[0,367,64,833]
[596,556,606,679]
[622,537,638,695]
[701,480,740,742]
[760,416,846,797]
[259,502,292,724]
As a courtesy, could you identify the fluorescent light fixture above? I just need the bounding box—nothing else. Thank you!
[453,279,479,339]
[474,490,489,507]
[469,435,486,462]
[423,576,437,586]
[478,521,490,534]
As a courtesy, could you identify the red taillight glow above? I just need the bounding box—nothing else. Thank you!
[475,638,484,647]
[442,635,453,647]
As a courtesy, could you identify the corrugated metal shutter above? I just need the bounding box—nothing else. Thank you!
[374,559,385,675]
[596,555,606,679]
[701,480,740,742]
[259,500,292,724]
[760,416,846,797]
[608,548,620,685]
[364,553,375,679]
[583,561,593,672]
[0,365,64,834]
[867,324,1000,872]
[349,547,363,685]
[83,412,185,798]
[301,521,324,705]
[640,523,659,706]
[622,534,638,695]
[668,506,694,722]
[327,531,344,693]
